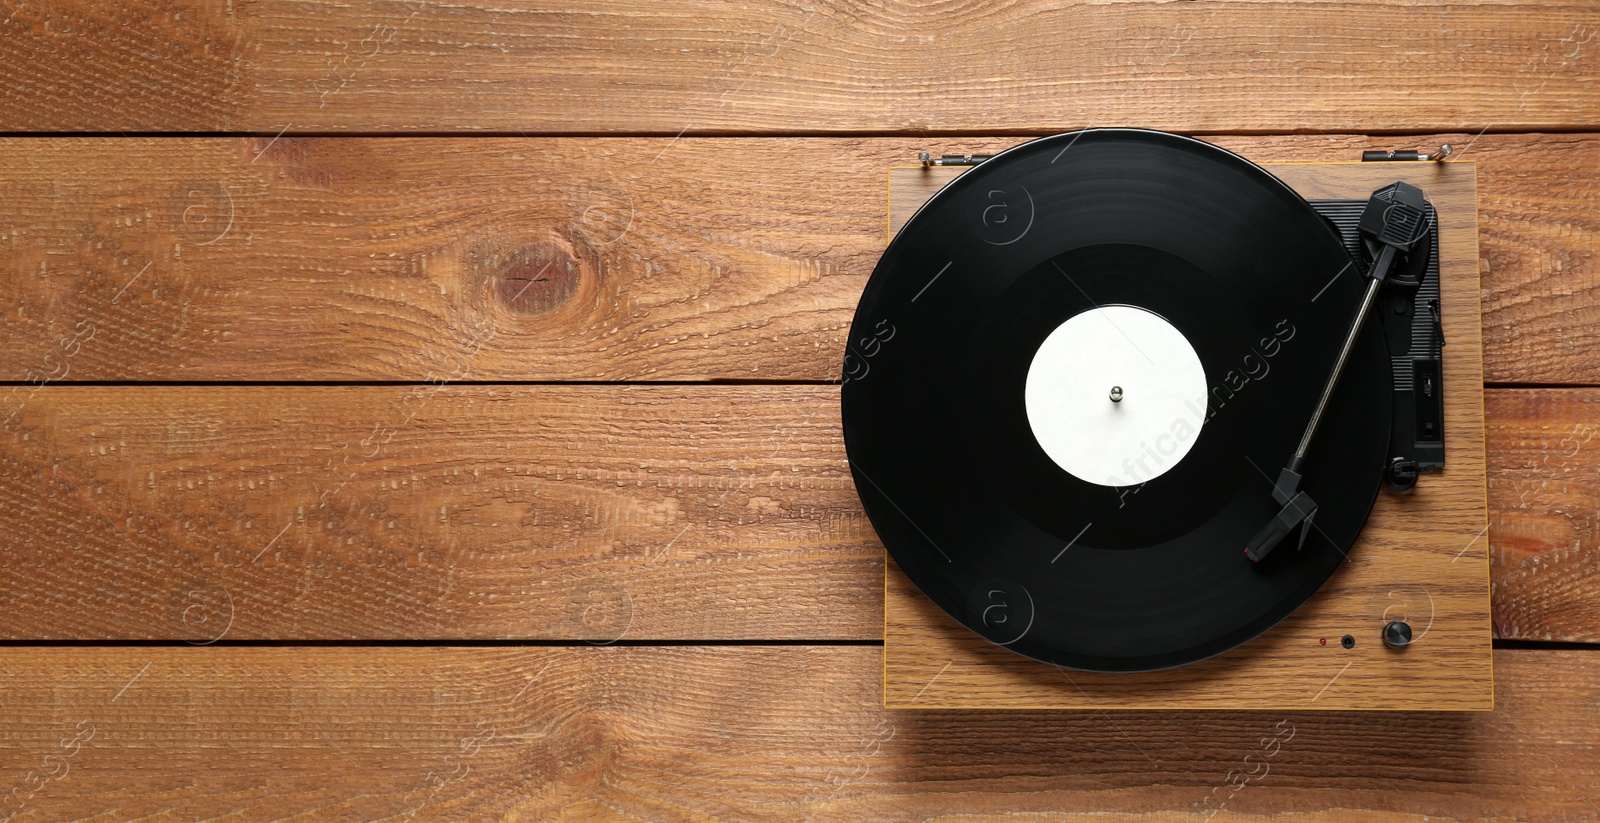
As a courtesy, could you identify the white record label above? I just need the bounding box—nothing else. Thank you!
[1024,305,1209,487]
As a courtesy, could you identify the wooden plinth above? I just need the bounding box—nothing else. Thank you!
[884,160,1492,711]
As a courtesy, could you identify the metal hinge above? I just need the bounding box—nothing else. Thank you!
[1362,144,1453,162]
[918,151,994,168]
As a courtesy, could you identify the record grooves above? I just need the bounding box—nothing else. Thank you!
[843,129,1396,672]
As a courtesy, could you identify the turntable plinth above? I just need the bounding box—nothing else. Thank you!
[883,161,1491,711]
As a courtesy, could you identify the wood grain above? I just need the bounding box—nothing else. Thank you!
[1487,389,1600,643]
[0,383,1590,644]
[0,2,1595,815]
[885,161,1493,710]
[0,385,879,641]
[2,2,1598,133]
[1,134,1595,383]
[0,647,1594,820]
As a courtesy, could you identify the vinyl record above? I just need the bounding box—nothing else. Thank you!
[843,129,1391,672]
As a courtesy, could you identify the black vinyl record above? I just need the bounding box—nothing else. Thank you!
[842,129,1391,672]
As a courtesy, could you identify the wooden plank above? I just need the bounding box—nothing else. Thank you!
[2,2,1598,132]
[0,647,1594,820]
[1487,389,1600,642]
[0,385,1593,643]
[1,134,1595,383]
[884,160,1492,710]
[0,385,879,641]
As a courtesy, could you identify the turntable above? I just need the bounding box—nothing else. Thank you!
[844,129,1491,710]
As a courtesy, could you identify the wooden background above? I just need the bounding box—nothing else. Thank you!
[1,1,1598,819]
